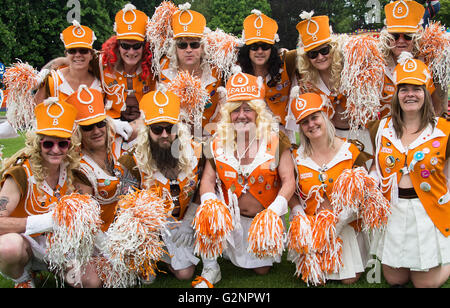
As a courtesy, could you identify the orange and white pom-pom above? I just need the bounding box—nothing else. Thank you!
[168,71,210,128]
[146,1,178,76]
[418,21,450,87]
[312,210,338,253]
[46,193,102,279]
[247,208,285,259]
[3,61,42,132]
[340,35,385,130]
[193,198,233,259]
[203,29,240,80]
[295,253,326,286]
[287,213,313,255]
[360,187,391,231]
[331,167,368,215]
[100,189,171,288]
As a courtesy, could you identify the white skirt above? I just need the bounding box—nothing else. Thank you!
[370,198,450,271]
[327,225,370,280]
[224,215,282,269]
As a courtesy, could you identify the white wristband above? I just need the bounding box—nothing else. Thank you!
[268,195,288,216]
[25,211,55,236]
[200,192,218,204]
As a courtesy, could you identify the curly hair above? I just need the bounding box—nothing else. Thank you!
[295,35,346,94]
[216,99,279,150]
[237,44,283,88]
[1,131,81,195]
[101,36,153,80]
[134,121,195,190]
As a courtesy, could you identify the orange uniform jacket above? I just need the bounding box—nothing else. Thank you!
[373,116,450,237]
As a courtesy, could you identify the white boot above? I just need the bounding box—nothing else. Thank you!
[192,265,221,288]
[0,121,18,139]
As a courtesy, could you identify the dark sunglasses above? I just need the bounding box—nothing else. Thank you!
[41,139,71,150]
[176,41,201,50]
[392,33,413,41]
[67,48,90,55]
[306,45,331,59]
[249,43,272,51]
[80,120,107,132]
[119,42,144,50]
[150,124,175,135]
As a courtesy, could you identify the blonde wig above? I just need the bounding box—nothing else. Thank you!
[134,121,195,189]
[1,131,81,195]
[378,29,422,64]
[73,117,117,154]
[166,37,208,72]
[215,99,279,150]
[296,34,347,94]
[297,111,336,158]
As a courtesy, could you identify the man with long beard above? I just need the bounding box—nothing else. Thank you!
[119,88,203,282]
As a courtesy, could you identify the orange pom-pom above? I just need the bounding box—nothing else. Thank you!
[287,213,313,255]
[193,198,233,259]
[247,209,285,259]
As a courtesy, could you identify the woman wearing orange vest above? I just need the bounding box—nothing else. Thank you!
[100,4,156,128]
[119,87,203,283]
[34,21,102,105]
[369,53,450,288]
[0,98,83,288]
[287,89,372,285]
[237,10,296,129]
[194,69,295,288]
[379,0,447,117]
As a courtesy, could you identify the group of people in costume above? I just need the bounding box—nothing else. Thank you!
[0,0,449,288]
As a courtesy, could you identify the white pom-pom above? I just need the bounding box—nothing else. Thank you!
[123,3,136,11]
[179,2,191,10]
[397,51,414,65]
[231,65,242,75]
[251,9,262,16]
[300,10,314,20]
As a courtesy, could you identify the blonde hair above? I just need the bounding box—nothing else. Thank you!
[0,131,81,195]
[166,37,207,71]
[74,117,116,153]
[297,111,336,157]
[296,34,346,94]
[134,121,195,189]
[378,29,422,62]
[216,99,278,149]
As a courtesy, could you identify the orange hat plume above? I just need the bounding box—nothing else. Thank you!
[418,21,450,88]
[46,193,102,283]
[340,35,385,131]
[192,197,234,259]
[247,207,285,259]
[146,1,179,77]
[98,188,172,288]
[203,28,241,80]
[3,61,48,132]
[167,70,210,129]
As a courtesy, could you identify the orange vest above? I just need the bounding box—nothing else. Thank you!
[158,56,223,127]
[375,117,450,237]
[211,132,281,208]
[78,137,127,231]
[100,63,156,119]
[4,159,70,218]
[293,141,361,215]
[264,61,291,126]
[47,69,102,102]
[136,141,202,220]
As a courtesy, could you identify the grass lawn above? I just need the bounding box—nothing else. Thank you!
[0,136,448,288]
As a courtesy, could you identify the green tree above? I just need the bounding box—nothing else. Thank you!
[436,0,450,26]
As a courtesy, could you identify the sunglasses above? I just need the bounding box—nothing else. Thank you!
[80,120,107,132]
[41,139,71,150]
[306,45,331,59]
[150,124,175,135]
[67,48,90,55]
[392,33,413,41]
[249,43,272,51]
[176,41,201,50]
[119,42,144,50]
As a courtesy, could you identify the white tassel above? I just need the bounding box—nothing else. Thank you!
[251,9,262,16]
[299,10,314,20]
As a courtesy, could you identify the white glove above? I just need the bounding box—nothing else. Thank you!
[335,208,357,236]
[25,211,55,236]
[200,192,218,204]
[268,195,288,217]
[112,119,133,141]
[289,204,305,222]
[172,203,199,248]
